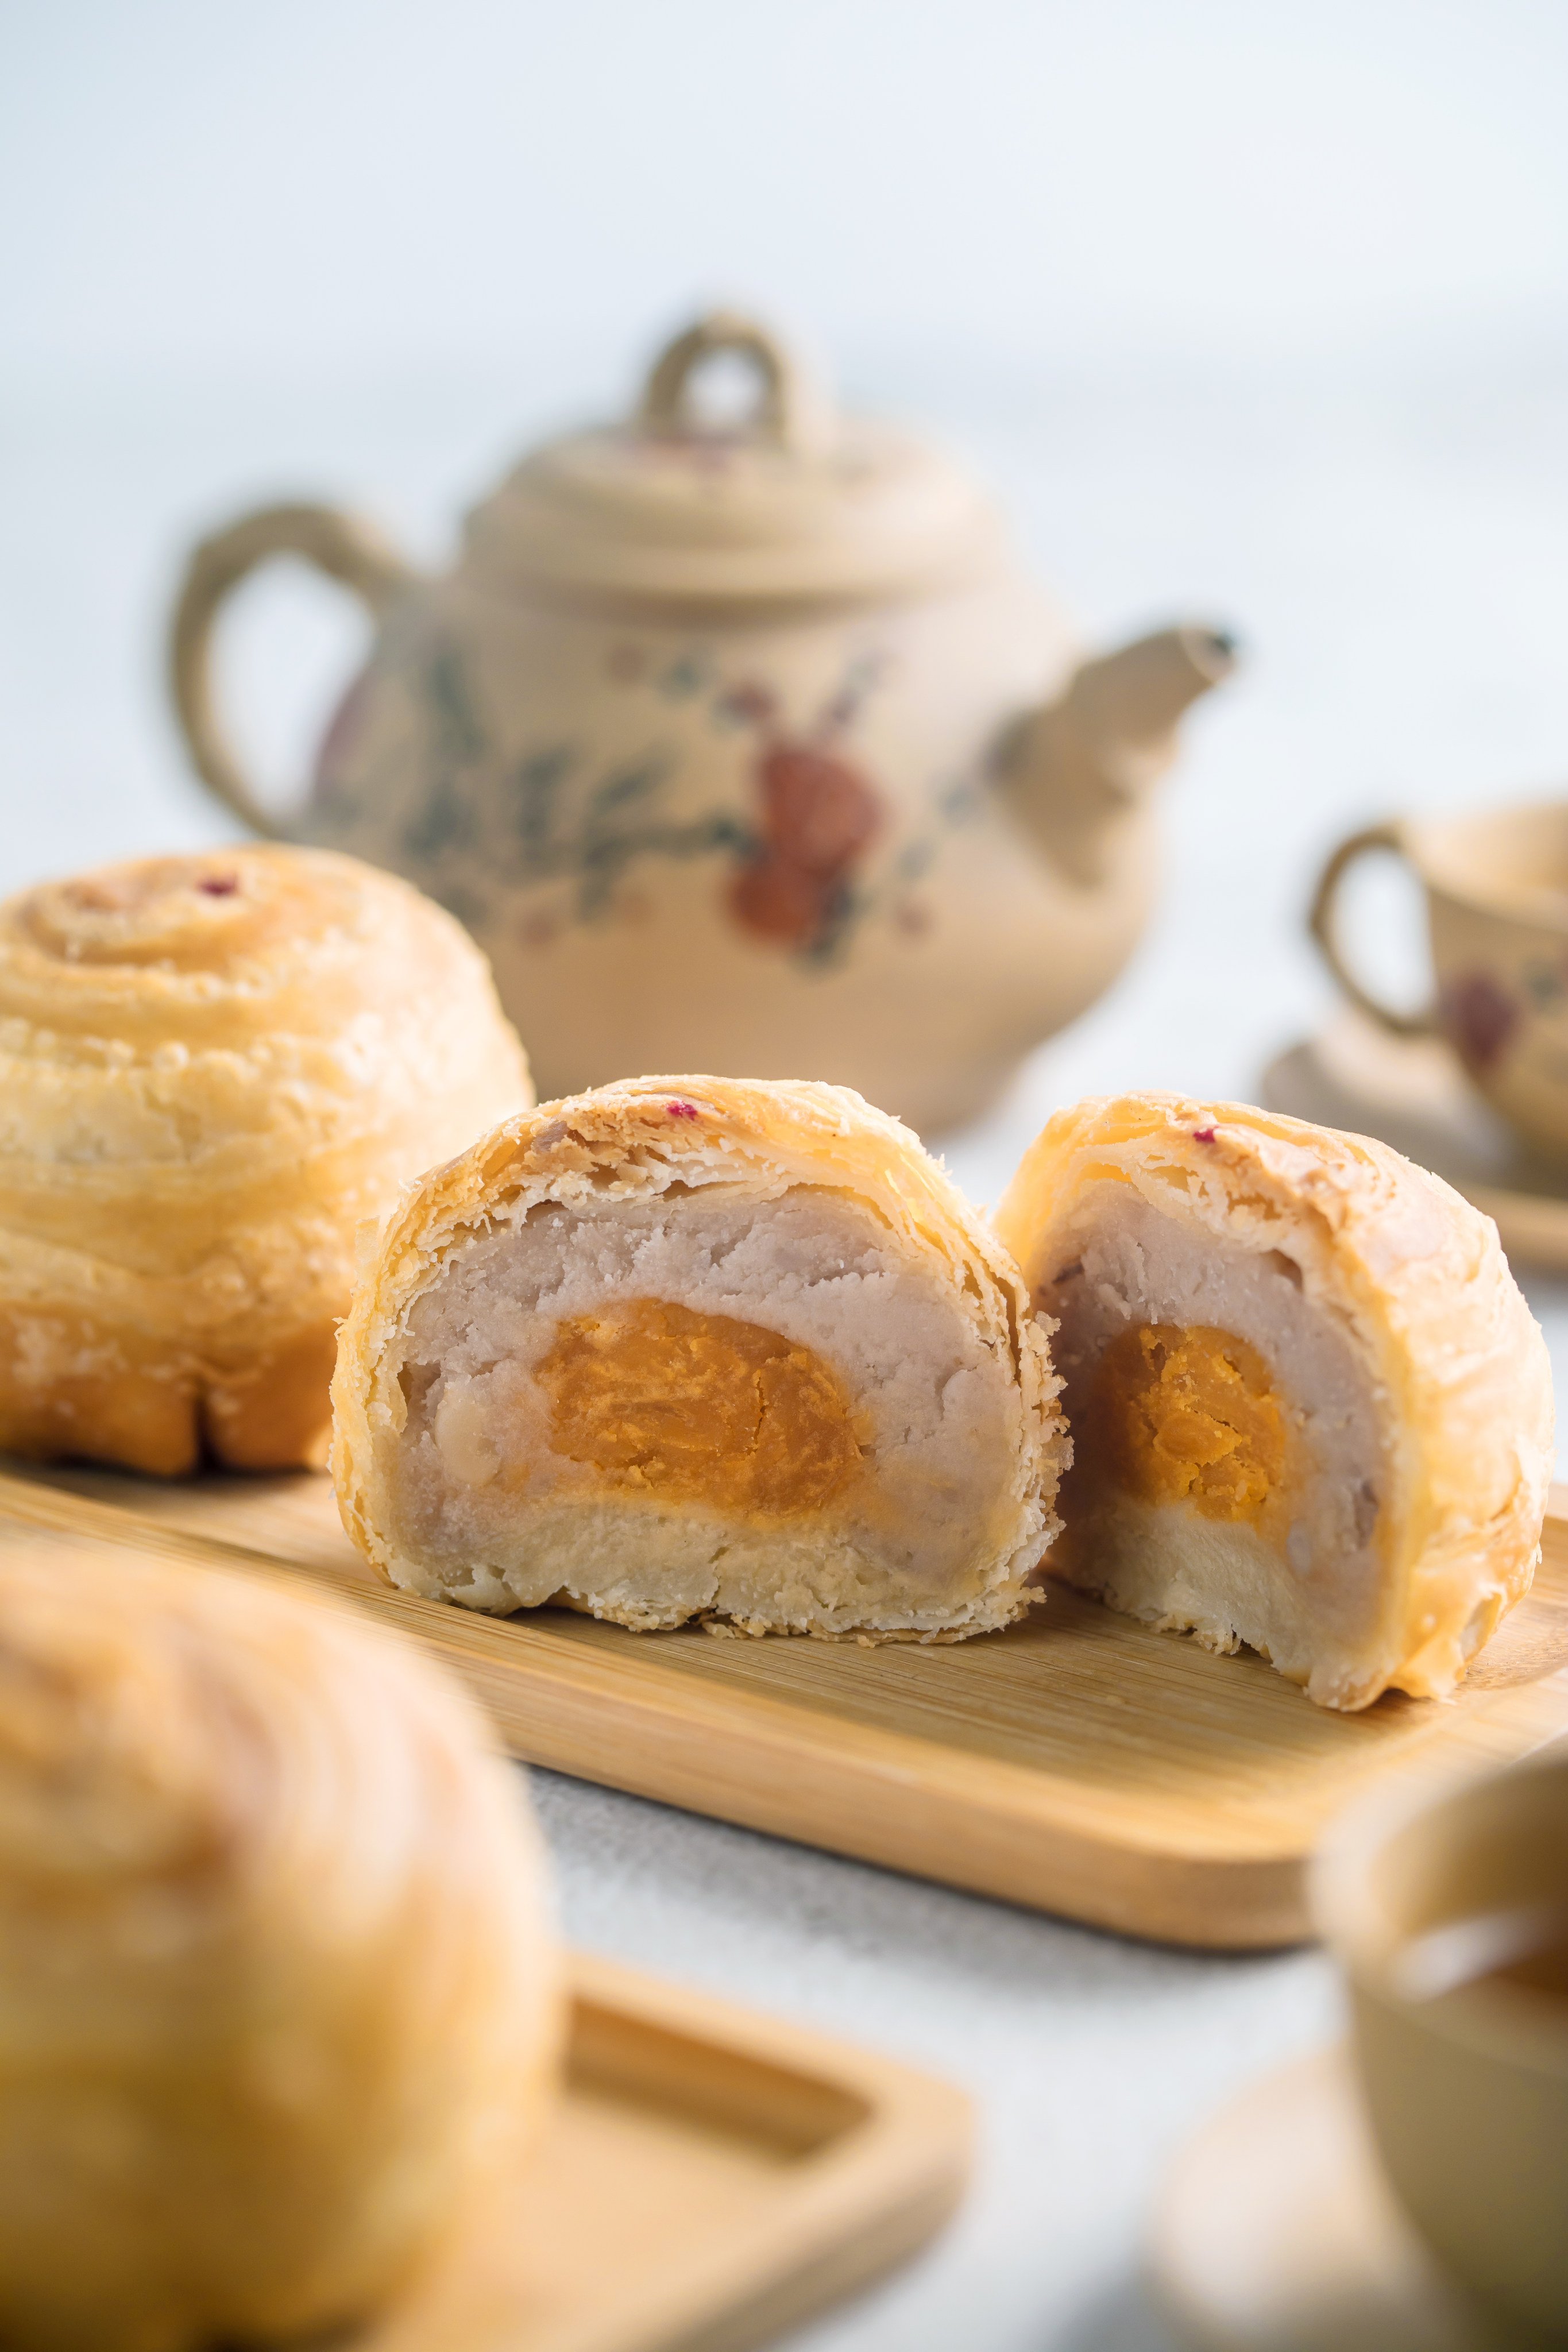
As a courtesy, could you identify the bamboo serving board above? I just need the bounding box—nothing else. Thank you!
[2,1461,1566,1950]
[351,1948,968,2352]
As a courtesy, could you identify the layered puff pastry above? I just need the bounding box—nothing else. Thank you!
[0,846,531,1476]
[992,1093,1553,1710]
[333,1076,1067,1640]
[0,1539,560,2352]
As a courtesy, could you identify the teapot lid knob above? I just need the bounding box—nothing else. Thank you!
[464,306,1004,606]
[636,309,835,458]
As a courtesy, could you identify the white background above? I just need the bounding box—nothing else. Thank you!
[4,6,1567,2345]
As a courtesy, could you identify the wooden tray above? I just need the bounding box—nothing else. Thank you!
[1149,2046,1485,2351]
[1262,1010,1568,1271]
[302,1945,970,2352]
[2,1461,1566,1951]
[377,1951,967,2352]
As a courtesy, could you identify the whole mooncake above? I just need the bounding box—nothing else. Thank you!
[0,845,531,1474]
[992,1092,1554,1709]
[0,1540,561,2351]
[333,1076,1067,1638]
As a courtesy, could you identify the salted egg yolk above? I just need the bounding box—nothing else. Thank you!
[537,1298,862,1517]
[1089,1323,1286,1523]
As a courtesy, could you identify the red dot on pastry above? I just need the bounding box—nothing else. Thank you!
[1192,1126,1216,1143]
[199,874,240,897]
[666,1100,700,1121]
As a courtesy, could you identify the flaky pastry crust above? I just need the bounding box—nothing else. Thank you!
[0,1537,561,2351]
[993,1092,1554,1707]
[332,1075,1067,1639]
[0,846,531,1474]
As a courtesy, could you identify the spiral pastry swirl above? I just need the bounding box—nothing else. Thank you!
[0,1538,561,2350]
[0,845,532,1473]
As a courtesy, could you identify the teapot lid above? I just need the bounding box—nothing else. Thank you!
[461,311,1007,609]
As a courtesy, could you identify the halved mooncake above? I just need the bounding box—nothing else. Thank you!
[333,1076,1067,1638]
[992,1093,1553,1709]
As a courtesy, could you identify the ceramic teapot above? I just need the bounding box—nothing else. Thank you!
[169,311,1235,1131]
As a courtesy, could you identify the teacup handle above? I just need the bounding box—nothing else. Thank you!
[637,310,833,457]
[1308,821,1434,1038]
[167,503,418,839]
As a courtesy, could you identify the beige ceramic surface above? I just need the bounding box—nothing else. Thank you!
[1150,2048,1503,2352]
[167,310,1233,1132]
[1312,1756,1568,2341]
[1310,798,1568,1166]
[1260,1010,1568,1270]
[3,1463,1566,1951]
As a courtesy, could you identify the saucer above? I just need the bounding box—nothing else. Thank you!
[1149,2045,1521,2350]
[1261,1013,1568,1271]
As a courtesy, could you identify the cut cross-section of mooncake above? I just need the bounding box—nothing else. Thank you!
[333,1077,1067,1639]
[992,1092,1554,1709]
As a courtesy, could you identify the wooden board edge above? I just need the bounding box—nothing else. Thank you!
[658,2173,967,2352]
[0,1463,1316,1943]
[516,1658,1328,1953]
[565,1949,968,2131]
[4,1470,1566,1950]
[561,1952,973,2352]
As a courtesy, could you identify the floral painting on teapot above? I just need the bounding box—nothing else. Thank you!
[309,621,990,972]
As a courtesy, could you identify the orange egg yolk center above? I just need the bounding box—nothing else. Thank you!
[537,1297,862,1517]
[1087,1323,1286,1523]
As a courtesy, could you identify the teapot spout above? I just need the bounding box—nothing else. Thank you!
[997,624,1237,886]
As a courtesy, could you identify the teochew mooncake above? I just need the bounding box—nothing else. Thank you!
[333,1076,1067,1639]
[0,845,531,1476]
[0,1540,561,2352]
[992,1092,1554,1710]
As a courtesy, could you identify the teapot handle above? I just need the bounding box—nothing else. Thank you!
[637,310,833,457]
[167,502,418,838]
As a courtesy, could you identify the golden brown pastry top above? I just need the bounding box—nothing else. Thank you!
[353,1072,1034,1300]
[994,1091,1555,1700]
[0,843,531,1329]
[0,845,529,1194]
[0,1535,560,2350]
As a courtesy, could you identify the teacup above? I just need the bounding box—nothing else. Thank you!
[1310,799,1568,1165]
[1313,1754,1568,2341]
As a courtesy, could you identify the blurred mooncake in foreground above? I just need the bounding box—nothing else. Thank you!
[994,1092,1554,1709]
[0,1542,561,2351]
[0,845,531,1476]
[333,1076,1067,1639]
